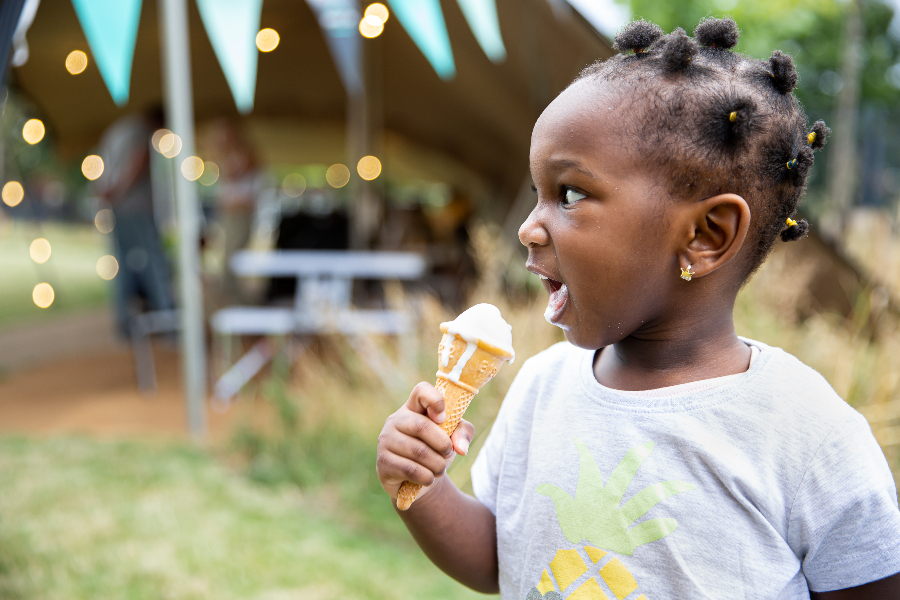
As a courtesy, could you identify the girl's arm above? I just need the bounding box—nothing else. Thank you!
[395,474,499,593]
[376,382,499,593]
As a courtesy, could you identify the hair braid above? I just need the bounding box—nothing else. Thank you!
[574,17,828,277]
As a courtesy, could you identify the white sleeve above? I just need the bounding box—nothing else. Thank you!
[788,412,900,592]
[470,359,532,516]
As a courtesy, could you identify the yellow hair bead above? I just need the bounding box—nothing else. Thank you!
[786,158,797,170]
[786,218,798,227]
[808,132,816,145]
[729,111,737,122]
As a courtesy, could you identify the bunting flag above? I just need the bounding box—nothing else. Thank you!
[305,0,363,96]
[195,0,262,114]
[71,0,143,105]
[456,0,505,63]
[387,0,455,80]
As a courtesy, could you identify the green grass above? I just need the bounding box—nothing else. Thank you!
[0,436,485,600]
[0,222,110,329]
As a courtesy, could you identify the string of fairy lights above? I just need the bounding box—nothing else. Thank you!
[3,3,390,311]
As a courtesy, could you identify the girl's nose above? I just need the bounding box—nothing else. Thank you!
[518,204,550,248]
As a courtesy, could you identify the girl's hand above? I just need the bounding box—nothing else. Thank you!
[376,382,475,501]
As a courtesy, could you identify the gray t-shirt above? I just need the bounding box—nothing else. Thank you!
[471,339,900,599]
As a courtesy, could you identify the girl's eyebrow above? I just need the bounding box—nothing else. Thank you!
[547,157,596,179]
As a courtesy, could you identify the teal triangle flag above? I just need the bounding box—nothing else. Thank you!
[456,0,505,63]
[305,0,363,95]
[71,0,143,106]
[387,0,455,80]
[196,0,262,114]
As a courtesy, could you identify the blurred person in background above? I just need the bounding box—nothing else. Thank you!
[205,119,262,303]
[96,108,174,338]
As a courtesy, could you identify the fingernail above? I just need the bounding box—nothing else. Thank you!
[459,438,470,455]
[435,410,446,423]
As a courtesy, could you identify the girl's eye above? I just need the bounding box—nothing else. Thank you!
[563,188,587,205]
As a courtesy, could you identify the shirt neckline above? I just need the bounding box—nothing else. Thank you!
[578,337,774,412]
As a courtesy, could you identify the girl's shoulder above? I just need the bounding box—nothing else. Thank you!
[742,337,866,428]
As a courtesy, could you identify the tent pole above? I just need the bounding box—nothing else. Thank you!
[159,0,207,438]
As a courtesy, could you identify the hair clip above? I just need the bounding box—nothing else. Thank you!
[729,111,737,122]
[786,218,798,227]
[680,265,693,281]
[786,158,798,170]
[808,121,830,150]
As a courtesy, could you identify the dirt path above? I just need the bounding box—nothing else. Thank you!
[0,344,241,439]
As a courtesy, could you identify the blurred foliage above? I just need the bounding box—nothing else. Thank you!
[624,0,900,110]
[1,90,96,222]
[0,223,109,329]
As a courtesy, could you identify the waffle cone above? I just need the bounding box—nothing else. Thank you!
[396,329,512,511]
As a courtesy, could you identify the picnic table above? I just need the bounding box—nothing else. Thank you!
[209,249,428,402]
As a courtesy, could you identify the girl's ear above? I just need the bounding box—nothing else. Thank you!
[679,193,751,278]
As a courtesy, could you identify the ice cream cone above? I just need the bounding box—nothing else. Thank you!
[396,325,513,511]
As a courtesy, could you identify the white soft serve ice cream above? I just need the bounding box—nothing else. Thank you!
[440,303,515,383]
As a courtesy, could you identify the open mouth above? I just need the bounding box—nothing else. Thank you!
[540,275,568,324]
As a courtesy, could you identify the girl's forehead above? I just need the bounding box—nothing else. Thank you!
[532,82,630,152]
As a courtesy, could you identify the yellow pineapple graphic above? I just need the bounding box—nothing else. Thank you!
[527,439,695,600]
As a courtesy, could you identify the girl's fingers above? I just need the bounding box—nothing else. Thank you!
[406,382,446,424]
[382,430,449,477]
[376,451,437,490]
[393,412,454,459]
[450,419,475,456]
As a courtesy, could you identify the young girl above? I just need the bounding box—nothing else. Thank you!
[376,18,900,599]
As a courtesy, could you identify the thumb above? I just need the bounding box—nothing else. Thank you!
[450,419,475,456]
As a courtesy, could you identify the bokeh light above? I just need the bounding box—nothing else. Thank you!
[199,161,219,186]
[22,119,45,144]
[357,155,382,180]
[359,15,384,38]
[82,155,104,180]
[365,3,389,22]
[94,209,115,234]
[32,283,54,308]
[282,173,307,197]
[96,255,119,280]
[151,128,172,153]
[65,50,88,75]
[29,238,51,264]
[2,181,24,207]
[326,164,351,188]
[181,156,204,181]
[159,132,183,158]
[256,28,280,52]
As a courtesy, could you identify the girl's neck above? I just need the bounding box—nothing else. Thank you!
[592,309,751,392]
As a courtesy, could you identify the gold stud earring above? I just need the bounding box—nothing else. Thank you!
[680,265,693,281]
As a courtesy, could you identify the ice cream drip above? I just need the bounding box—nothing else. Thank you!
[440,303,515,382]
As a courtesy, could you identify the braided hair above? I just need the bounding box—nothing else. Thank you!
[577,17,829,275]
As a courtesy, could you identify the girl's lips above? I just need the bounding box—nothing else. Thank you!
[540,275,568,324]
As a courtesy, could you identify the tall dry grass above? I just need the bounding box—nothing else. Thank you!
[232,218,900,509]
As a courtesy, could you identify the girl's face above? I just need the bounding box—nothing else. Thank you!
[521,81,684,350]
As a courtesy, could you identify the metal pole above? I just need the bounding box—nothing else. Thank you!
[159,0,207,438]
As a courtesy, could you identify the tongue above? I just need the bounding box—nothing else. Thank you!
[549,283,567,310]
[544,283,568,323]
